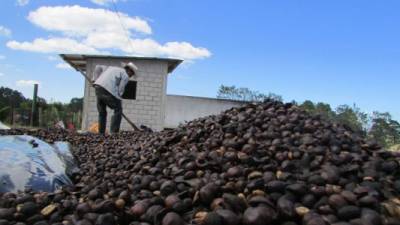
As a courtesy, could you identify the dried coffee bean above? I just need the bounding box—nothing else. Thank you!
[161,212,184,225]
[266,181,286,193]
[84,213,99,222]
[328,194,347,210]
[19,202,38,217]
[160,181,176,196]
[115,199,125,209]
[222,193,247,213]
[0,208,14,220]
[243,206,275,225]
[286,183,307,195]
[202,212,223,225]
[76,203,91,217]
[361,208,381,225]
[142,205,163,223]
[199,183,219,205]
[303,212,327,225]
[340,191,357,204]
[295,206,309,217]
[338,206,361,220]
[95,213,115,225]
[76,220,92,225]
[358,195,378,208]
[302,194,317,208]
[277,196,295,217]
[88,189,102,200]
[215,209,240,225]
[130,201,149,217]
[92,200,115,214]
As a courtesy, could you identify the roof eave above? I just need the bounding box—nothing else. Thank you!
[59,54,183,74]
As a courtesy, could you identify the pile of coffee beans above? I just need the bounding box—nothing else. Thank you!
[1,100,400,225]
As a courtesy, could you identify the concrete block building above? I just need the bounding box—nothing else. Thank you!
[61,54,244,131]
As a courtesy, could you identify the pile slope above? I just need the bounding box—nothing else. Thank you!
[1,100,400,225]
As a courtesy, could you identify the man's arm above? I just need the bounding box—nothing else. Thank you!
[118,73,130,98]
[93,65,106,82]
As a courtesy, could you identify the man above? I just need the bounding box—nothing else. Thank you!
[92,62,137,134]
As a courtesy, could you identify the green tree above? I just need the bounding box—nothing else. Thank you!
[217,85,282,102]
[68,97,83,112]
[17,100,32,126]
[369,112,400,148]
[0,86,84,128]
[37,97,47,108]
[299,101,336,121]
[0,87,26,122]
[299,100,315,112]
[300,101,369,134]
[315,102,335,120]
[0,87,26,106]
[335,104,367,133]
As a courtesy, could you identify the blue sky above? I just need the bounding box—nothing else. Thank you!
[0,0,399,120]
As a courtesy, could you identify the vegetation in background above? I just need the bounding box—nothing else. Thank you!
[369,112,400,148]
[2,84,399,149]
[0,87,83,129]
[217,85,283,102]
[217,84,400,149]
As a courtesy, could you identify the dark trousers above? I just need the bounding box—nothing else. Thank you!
[95,86,122,134]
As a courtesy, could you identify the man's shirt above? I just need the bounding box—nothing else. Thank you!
[93,65,129,99]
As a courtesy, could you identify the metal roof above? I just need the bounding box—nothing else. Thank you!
[59,54,183,74]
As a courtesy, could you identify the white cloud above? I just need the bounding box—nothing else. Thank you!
[16,80,40,87]
[84,31,130,50]
[47,55,58,61]
[56,63,73,70]
[90,0,130,6]
[17,0,29,6]
[28,5,151,36]
[0,26,11,37]
[91,0,117,6]
[7,37,103,54]
[8,5,211,62]
[0,55,5,60]
[86,35,211,60]
[160,41,211,60]
[125,39,211,60]
[0,72,4,77]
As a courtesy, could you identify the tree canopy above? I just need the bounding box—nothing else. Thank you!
[217,85,282,102]
[0,86,83,129]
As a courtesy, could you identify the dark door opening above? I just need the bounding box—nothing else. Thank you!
[122,81,137,100]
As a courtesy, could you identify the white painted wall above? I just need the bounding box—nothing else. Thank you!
[164,95,245,128]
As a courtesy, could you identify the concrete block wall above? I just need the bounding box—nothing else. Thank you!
[82,58,168,131]
[164,95,246,128]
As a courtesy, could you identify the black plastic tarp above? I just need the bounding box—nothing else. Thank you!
[0,135,77,193]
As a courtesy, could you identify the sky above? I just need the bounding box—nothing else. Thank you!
[0,0,399,120]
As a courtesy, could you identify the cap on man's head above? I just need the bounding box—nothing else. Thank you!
[122,62,138,73]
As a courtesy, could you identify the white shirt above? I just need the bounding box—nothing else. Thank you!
[93,65,130,99]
